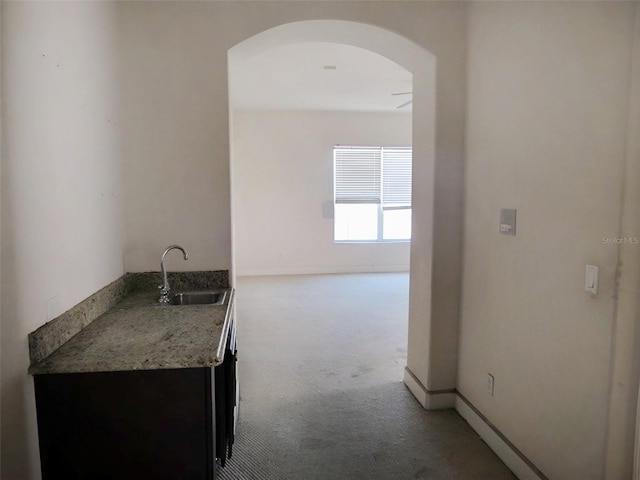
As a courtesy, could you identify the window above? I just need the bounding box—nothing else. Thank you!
[334,145,412,242]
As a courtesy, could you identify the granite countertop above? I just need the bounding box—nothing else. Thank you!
[29,289,233,375]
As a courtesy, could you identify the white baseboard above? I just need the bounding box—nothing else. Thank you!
[236,264,410,276]
[455,393,547,480]
[403,367,455,409]
[635,382,640,480]
[403,370,547,480]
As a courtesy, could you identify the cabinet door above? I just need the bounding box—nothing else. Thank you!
[34,368,215,480]
[215,326,237,466]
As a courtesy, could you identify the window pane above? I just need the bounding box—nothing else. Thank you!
[382,148,412,205]
[334,147,381,204]
[383,208,411,240]
[334,204,378,241]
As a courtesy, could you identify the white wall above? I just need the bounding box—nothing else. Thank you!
[0,2,124,477]
[0,3,467,478]
[0,3,3,470]
[232,110,411,276]
[118,2,460,277]
[606,4,640,478]
[119,3,233,273]
[119,3,466,440]
[460,2,638,479]
[120,0,467,418]
[6,2,638,479]
[5,2,638,479]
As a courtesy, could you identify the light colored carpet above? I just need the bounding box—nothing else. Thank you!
[218,273,516,480]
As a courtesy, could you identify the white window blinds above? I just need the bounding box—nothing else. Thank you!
[334,146,412,206]
[334,147,382,204]
[381,147,412,206]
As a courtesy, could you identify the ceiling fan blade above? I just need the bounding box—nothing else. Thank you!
[396,99,413,109]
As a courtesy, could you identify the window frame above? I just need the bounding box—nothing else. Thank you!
[333,145,412,243]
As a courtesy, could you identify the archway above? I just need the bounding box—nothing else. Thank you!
[228,20,443,408]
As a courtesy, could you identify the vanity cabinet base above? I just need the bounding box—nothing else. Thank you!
[34,367,215,480]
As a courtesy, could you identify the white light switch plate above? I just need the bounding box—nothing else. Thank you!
[499,209,516,236]
[585,265,598,295]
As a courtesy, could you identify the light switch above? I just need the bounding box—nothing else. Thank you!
[585,265,598,295]
[500,209,517,236]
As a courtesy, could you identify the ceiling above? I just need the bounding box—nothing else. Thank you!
[230,42,413,113]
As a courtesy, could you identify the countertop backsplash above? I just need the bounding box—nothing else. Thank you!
[28,271,230,367]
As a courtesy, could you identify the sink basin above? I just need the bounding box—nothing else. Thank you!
[170,290,227,306]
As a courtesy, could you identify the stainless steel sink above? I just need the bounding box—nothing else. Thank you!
[170,290,227,306]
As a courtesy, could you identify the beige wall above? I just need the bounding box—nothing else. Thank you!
[460,2,638,479]
[0,0,4,466]
[120,0,467,424]
[119,2,233,273]
[1,2,125,477]
[232,110,411,276]
[605,4,640,478]
[10,2,637,479]
[0,2,3,470]
[0,2,466,478]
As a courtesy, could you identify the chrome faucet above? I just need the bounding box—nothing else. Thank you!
[159,245,189,304]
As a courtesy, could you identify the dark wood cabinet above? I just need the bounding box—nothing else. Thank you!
[35,367,216,480]
[33,323,237,480]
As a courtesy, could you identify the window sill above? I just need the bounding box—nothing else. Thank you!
[334,240,410,244]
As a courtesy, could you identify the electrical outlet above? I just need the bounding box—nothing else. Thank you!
[487,373,495,396]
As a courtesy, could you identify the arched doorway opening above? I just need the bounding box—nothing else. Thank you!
[228,20,438,407]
